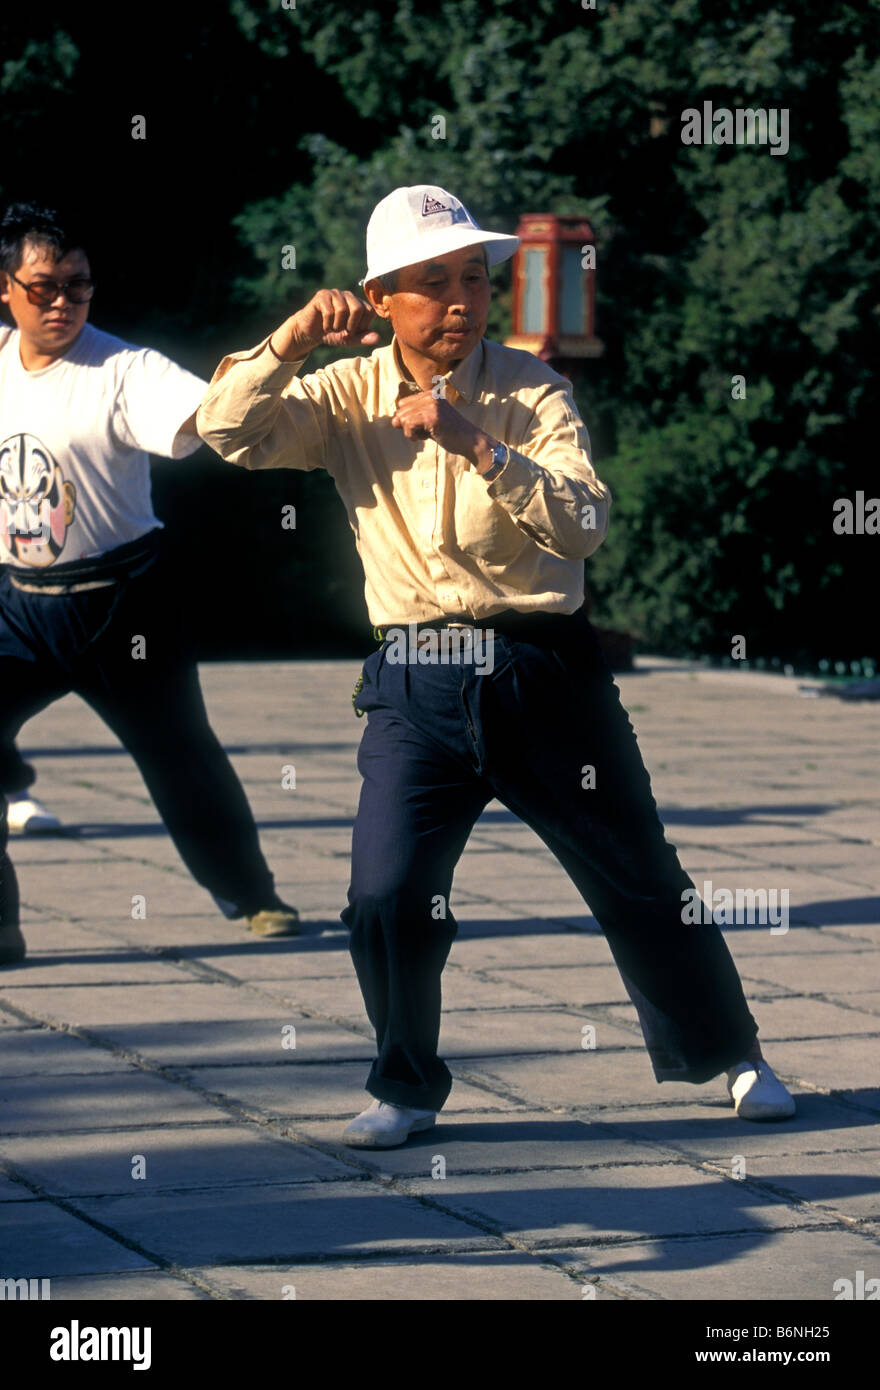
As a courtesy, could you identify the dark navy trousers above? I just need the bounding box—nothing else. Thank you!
[342,610,758,1113]
[0,552,278,927]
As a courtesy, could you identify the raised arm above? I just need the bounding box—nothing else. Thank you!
[196,291,379,472]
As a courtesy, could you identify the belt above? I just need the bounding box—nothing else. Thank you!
[9,576,117,595]
[354,606,586,717]
[372,606,585,644]
[3,529,162,596]
[372,617,475,642]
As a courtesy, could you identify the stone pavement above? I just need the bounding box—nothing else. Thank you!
[1,657,878,1301]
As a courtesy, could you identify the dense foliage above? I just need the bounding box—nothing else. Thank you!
[1,2,877,662]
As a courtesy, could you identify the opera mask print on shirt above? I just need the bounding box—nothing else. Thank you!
[0,433,77,567]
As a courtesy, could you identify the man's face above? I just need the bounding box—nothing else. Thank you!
[368,244,491,370]
[0,240,91,358]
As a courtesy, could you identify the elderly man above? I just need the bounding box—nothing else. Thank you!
[197,184,795,1146]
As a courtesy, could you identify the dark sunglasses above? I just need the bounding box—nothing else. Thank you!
[8,271,96,306]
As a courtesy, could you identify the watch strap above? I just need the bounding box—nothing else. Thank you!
[481,441,509,482]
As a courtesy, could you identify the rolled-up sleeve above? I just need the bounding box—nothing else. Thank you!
[487,379,611,560]
[196,338,331,473]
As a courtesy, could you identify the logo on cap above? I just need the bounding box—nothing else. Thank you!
[422,193,452,217]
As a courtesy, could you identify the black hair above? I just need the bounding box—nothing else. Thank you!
[0,202,89,274]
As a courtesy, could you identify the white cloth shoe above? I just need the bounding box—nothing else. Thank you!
[728,1060,796,1120]
[6,796,62,834]
[342,1098,437,1149]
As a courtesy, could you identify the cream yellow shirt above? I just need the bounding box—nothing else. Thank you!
[197,333,611,627]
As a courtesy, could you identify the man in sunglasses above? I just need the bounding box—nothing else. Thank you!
[0,202,300,964]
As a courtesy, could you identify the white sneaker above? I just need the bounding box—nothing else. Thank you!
[6,796,62,834]
[728,1060,796,1120]
[342,1098,437,1149]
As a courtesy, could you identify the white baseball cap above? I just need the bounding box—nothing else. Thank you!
[361,185,520,286]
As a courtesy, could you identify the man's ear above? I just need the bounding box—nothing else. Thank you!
[364,278,392,320]
[0,271,11,306]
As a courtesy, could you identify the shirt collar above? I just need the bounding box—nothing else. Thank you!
[387,334,485,407]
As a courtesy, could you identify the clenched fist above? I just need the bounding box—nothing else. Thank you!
[391,383,496,472]
[270,289,380,361]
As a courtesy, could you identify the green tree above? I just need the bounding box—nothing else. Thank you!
[230,0,879,664]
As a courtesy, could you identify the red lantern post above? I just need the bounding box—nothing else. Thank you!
[504,214,603,364]
[504,215,629,668]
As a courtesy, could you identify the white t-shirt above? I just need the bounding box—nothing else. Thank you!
[0,321,206,570]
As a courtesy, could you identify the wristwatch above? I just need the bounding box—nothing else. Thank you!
[481,441,509,482]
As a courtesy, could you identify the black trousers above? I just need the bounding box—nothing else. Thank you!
[0,553,278,927]
[341,610,758,1112]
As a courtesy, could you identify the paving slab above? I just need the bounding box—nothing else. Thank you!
[0,1175,39,1202]
[192,1251,581,1300]
[450,1049,701,1110]
[0,1200,154,1276]
[2,920,124,954]
[75,1183,504,1264]
[724,925,867,955]
[0,1009,34,1028]
[401,1164,825,1246]
[759,1038,880,1094]
[295,1110,667,1178]
[549,1226,880,1301]
[2,984,374,1066]
[828,991,880,1016]
[603,995,880,1041]
[0,1122,350,1197]
[822,923,880,945]
[0,1071,222,1135]
[104,915,300,952]
[0,956,189,992]
[23,878,202,925]
[46,1270,211,1300]
[439,1007,639,1058]
[475,963,633,1007]
[734,950,880,995]
[592,1094,880,1161]
[663,825,845,849]
[201,941,357,981]
[784,893,880,929]
[1,1028,148,1077]
[225,971,371,1017]
[437,967,552,1010]
[185,1062,523,1120]
[449,929,610,971]
[676,850,792,873]
[116,1017,373,1069]
[741,1150,880,1222]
